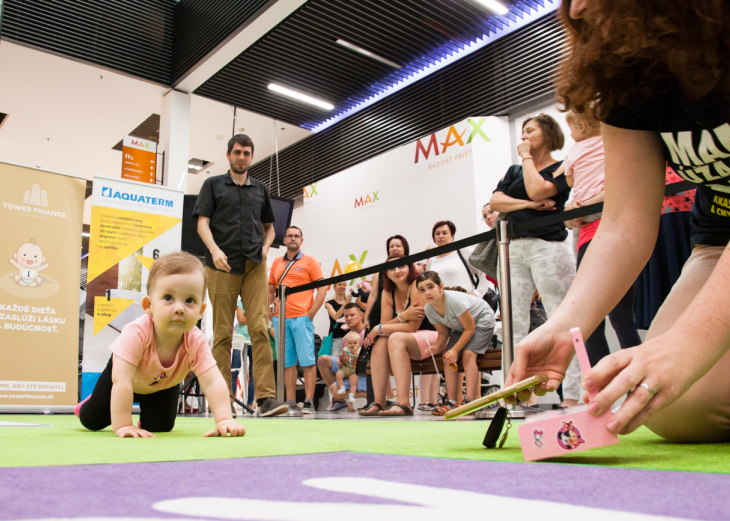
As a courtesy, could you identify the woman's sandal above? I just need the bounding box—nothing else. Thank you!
[378,402,413,416]
[358,402,384,416]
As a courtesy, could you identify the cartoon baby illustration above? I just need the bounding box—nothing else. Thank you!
[556,420,586,450]
[150,372,168,386]
[8,239,50,288]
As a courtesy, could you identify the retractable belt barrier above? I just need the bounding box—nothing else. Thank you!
[274,180,695,405]
[286,180,695,295]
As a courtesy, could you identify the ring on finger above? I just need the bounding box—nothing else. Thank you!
[638,382,655,399]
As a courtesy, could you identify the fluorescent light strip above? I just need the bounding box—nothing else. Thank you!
[336,39,402,69]
[311,1,558,133]
[268,83,334,110]
[475,0,509,16]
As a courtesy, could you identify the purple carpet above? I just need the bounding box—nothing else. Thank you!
[1,453,726,520]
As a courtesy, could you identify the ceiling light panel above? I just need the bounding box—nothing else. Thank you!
[268,84,334,110]
[336,39,402,69]
[475,0,510,15]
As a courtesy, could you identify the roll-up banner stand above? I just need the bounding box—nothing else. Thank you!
[0,161,86,412]
[81,176,183,399]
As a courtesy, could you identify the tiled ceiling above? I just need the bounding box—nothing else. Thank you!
[194,0,557,130]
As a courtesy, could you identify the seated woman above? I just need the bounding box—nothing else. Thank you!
[417,272,496,411]
[359,255,436,416]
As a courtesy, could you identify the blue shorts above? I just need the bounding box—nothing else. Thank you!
[273,316,316,368]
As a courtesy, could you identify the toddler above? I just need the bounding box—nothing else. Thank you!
[336,331,362,411]
[76,251,245,438]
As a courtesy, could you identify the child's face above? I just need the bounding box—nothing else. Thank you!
[417,279,443,303]
[143,272,206,335]
[567,119,586,142]
[345,336,361,350]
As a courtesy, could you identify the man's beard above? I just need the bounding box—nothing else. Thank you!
[230,162,247,175]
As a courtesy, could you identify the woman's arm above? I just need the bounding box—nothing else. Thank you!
[236,306,246,325]
[443,311,476,366]
[521,158,560,200]
[363,273,380,327]
[490,191,555,213]
[505,125,666,395]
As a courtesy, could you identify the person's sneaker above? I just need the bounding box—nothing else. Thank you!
[230,403,237,418]
[431,402,455,416]
[257,397,290,417]
[301,400,315,414]
[286,399,298,412]
[326,400,348,413]
[337,387,347,395]
[417,403,435,412]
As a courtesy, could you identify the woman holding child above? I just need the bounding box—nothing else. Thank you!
[417,272,495,413]
[489,114,576,388]
[359,255,435,416]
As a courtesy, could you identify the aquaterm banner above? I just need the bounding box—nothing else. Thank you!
[0,161,86,407]
[82,177,183,395]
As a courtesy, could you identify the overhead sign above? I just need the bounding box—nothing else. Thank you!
[121,135,157,184]
[0,161,86,407]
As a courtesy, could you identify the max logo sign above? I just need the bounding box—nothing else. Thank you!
[303,183,318,199]
[329,251,368,288]
[355,191,379,208]
[131,139,151,149]
[414,118,490,164]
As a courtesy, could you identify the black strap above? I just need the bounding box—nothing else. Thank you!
[456,249,479,290]
[277,257,299,289]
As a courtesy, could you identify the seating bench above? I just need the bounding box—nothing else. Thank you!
[365,348,502,376]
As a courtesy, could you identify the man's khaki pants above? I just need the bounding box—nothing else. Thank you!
[206,258,275,403]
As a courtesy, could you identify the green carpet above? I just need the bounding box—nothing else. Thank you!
[1,414,729,473]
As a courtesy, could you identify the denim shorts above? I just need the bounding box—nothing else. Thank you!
[273,315,316,368]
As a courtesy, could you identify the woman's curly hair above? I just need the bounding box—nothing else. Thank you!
[555,0,730,119]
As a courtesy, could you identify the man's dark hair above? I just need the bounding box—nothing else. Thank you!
[227,134,255,155]
[287,225,303,238]
[343,302,362,312]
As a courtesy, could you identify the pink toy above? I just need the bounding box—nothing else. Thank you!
[518,327,619,461]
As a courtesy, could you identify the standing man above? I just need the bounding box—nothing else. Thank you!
[193,134,289,417]
[268,226,326,413]
[317,303,368,412]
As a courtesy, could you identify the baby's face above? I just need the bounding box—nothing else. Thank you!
[345,337,361,350]
[16,244,44,267]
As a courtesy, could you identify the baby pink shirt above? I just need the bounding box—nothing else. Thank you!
[110,314,217,394]
[565,135,605,203]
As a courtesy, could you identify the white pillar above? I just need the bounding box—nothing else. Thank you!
[160,90,191,191]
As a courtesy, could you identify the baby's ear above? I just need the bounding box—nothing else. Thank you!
[141,296,152,315]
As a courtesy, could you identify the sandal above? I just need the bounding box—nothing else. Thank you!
[378,402,413,416]
[358,402,384,416]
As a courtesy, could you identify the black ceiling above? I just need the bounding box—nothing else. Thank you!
[194,0,555,130]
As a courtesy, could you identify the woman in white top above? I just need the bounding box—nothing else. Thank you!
[422,220,490,410]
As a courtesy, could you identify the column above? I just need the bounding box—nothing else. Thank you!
[159,90,191,191]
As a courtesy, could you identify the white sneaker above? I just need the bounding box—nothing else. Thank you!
[347,393,356,403]
[337,387,347,395]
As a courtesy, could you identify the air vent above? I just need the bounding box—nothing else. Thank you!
[112,114,160,150]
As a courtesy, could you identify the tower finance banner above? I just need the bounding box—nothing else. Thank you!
[0,161,86,406]
[82,177,183,396]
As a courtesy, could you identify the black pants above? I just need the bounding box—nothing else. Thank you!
[577,241,642,367]
[79,356,179,432]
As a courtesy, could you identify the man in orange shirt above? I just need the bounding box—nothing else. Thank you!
[268,226,326,414]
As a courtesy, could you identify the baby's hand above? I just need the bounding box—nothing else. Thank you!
[115,425,156,438]
[204,419,246,438]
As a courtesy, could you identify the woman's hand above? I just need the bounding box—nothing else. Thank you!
[345,293,353,304]
[529,199,557,211]
[504,323,576,403]
[583,332,702,435]
[443,348,459,366]
[364,328,379,347]
[517,139,532,159]
[399,305,425,322]
[564,200,585,229]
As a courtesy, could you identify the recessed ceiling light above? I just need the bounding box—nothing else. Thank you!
[335,39,402,69]
[215,134,226,140]
[268,84,334,110]
[475,0,509,15]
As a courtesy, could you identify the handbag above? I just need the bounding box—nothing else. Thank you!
[319,333,333,357]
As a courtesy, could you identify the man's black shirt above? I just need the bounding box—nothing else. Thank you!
[193,171,276,274]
